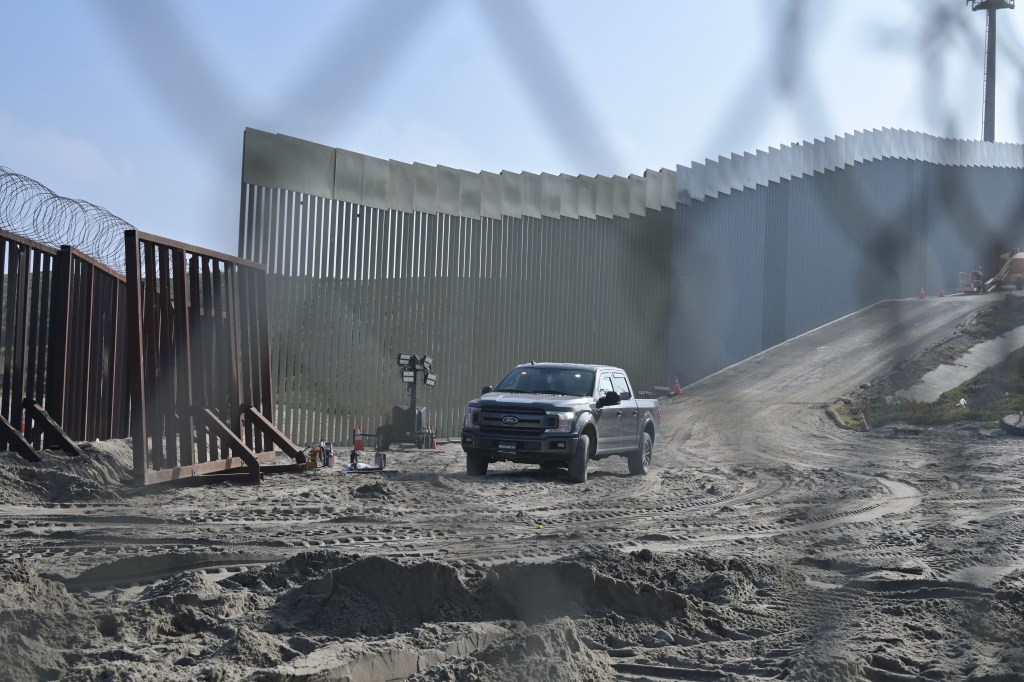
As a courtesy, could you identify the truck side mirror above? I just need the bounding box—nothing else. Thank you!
[598,391,621,408]
[482,385,493,395]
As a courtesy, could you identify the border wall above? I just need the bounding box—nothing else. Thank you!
[240,128,1024,447]
[672,129,1024,385]
[240,129,675,446]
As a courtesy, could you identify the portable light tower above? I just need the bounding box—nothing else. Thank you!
[968,0,1015,142]
[390,353,436,447]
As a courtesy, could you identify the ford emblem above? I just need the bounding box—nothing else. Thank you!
[502,416,519,425]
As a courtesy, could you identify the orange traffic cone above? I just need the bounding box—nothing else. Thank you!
[353,425,364,451]
[428,426,437,449]
[918,287,926,299]
[673,377,682,395]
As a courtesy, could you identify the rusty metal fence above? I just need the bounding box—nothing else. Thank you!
[48,245,129,444]
[125,230,301,485]
[0,229,130,461]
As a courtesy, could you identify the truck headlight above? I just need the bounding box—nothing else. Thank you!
[546,411,575,433]
[464,406,481,429]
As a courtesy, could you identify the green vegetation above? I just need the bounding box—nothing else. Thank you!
[837,411,861,429]
[864,343,1024,428]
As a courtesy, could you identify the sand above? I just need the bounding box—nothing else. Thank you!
[3,297,1024,680]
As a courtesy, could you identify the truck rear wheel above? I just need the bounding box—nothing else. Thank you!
[569,434,589,483]
[628,431,653,475]
[466,450,489,477]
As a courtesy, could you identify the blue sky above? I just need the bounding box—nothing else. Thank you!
[3,0,1024,256]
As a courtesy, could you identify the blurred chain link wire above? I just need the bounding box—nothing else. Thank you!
[0,0,1021,665]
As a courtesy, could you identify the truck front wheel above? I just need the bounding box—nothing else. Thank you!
[628,431,653,475]
[569,434,589,484]
[466,450,489,477]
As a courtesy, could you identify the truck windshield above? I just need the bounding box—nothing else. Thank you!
[495,367,595,397]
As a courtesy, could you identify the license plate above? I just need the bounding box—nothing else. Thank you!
[498,442,517,454]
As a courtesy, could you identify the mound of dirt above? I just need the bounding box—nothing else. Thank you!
[7,549,807,679]
[224,550,359,593]
[0,439,132,504]
[353,482,392,499]
[274,556,478,638]
[213,626,302,668]
[478,560,696,623]
[412,618,615,682]
[0,560,90,682]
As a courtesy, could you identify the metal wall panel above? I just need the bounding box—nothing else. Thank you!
[388,161,415,214]
[671,155,1024,386]
[241,196,671,443]
[242,129,336,199]
[481,172,502,220]
[240,128,1024,444]
[459,170,482,221]
[334,149,364,205]
[413,163,438,215]
[578,175,596,219]
[437,166,460,216]
[501,171,523,218]
[541,173,561,217]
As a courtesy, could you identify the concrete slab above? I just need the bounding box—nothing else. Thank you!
[896,325,1024,403]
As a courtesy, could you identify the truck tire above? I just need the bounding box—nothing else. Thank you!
[466,450,489,477]
[568,434,589,483]
[628,431,653,476]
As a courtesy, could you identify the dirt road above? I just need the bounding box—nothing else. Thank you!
[3,295,1024,680]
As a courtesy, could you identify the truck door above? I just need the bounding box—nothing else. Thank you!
[611,372,640,451]
[595,373,623,453]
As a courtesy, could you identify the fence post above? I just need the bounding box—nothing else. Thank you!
[9,243,30,435]
[44,246,73,446]
[124,231,150,485]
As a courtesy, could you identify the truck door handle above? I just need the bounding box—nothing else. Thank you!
[632,410,638,416]
[615,411,622,417]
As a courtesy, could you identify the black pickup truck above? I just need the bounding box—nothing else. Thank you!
[460,362,661,483]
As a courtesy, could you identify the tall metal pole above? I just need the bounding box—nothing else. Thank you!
[983,7,998,142]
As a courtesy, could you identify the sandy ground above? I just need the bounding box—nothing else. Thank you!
[3,296,1024,681]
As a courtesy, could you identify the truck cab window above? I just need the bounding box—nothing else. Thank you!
[611,374,632,400]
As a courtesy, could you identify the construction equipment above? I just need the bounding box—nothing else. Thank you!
[986,249,1024,291]
[959,249,1024,294]
[959,265,987,294]
[375,353,438,449]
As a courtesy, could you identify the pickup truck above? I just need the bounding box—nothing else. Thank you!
[460,362,660,483]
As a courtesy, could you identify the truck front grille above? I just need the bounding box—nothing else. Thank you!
[479,409,549,436]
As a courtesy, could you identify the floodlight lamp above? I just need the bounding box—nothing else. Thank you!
[397,353,414,367]
[402,370,416,383]
[424,373,437,386]
[422,356,434,370]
